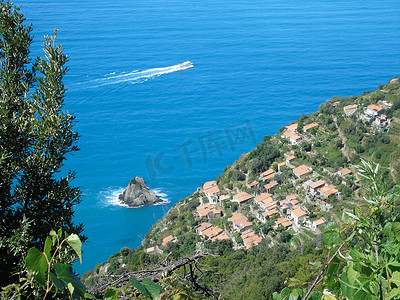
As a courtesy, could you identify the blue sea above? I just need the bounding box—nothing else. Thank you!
[18,0,400,273]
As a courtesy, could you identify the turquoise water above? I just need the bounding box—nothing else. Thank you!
[18,0,400,273]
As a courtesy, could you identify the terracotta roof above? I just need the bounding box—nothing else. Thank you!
[320,185,339,197]
[234,192,253,203]
[340,168,352,175]
[241,229,263,248]
[254,193,273,203]
[293,165,312,177]
[146,246,162,254]
[275,217,292,228]
[287,155,295,161]
[211,232,229,241]
[367,104,384,113]
[278,162,286,167]
[310,180,326,189]
[286,123,298,132]
[286,195,296,201]
[260,169,275,178]
[203,226,223,239]
[291,207,308,218]
[228,212,248,225]
[247,180,259,187]
[333,101,340,107]
[162,235,177,246]
[313,218,326,226]
[220,195,231,201]
[197,222,213,233]
[263,173,276,180]
[304,122,319,131]
[196,204,217,217]
[203,180,220,195]
[284,131,301,140]
[344,104,358,111]
[291,199,299,205]
[262,209,278,218]
[264,181,278,190]
[228,213,253,229]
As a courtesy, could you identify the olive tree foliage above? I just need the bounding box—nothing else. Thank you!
[0,1,84,286]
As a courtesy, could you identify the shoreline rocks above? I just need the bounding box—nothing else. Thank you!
[118,177,163,208]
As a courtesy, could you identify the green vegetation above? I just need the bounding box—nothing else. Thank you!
[2,1,400,299]
[0,0,84,291]
[273,159,400,299]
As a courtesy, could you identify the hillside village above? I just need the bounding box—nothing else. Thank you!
[143,77,400,254]
[83,78,400,296]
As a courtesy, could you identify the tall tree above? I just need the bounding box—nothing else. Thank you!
[0,1,84,285]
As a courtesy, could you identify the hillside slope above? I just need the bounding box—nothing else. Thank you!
[83,78,400,299]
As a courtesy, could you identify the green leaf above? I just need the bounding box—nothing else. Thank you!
[54,263,86,299]
[327,256,340,275]
[68,283,75,297]
[388,288,400,300]
[347,264,360,285]
[84,293,97,299]
[103,287,120,300]
[66,234,82,263]
[142,278,163,299]
[25,247,48,286]
[129,277,150,298]
[392,271,400,287]
[392,223,400,242]
[49,271,65,291]
[50,230,58,244]
[44,236,52,261]
[323,230,341,247]
[344,211,360,221]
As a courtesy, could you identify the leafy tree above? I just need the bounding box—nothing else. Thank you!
[0,2,84,285]
[274,159,400,299]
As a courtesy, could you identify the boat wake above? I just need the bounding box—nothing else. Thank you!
[82,61,194,88]
[100,186,170,209]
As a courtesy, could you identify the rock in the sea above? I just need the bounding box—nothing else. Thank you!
[118,177,162,207]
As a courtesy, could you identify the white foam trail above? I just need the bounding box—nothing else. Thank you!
[86,61,193,88]
[100,186,170,209]
[99,186,128,208]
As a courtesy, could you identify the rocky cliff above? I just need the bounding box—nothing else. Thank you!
[118,177,163,207]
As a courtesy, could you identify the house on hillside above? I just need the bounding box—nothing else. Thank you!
[254,193,274,209]
[339,168,352,177]
[241,229,262,249]
[291,207,308,226]
[293,165,312,179]
[319,185,339,199]
[162,235,178,246]
[304,122,319,133]
[264,181,278,192]
[202,181,220,203]
[259,169,275,181]
[309,180,326,195]
[283,131,302,144]
[146,246,163,255]
[246,180,259,188]
[344,104,358,116]
[233,192,253,205]
[229,212,253,232]
[365,104,385,117]
[274,217,292,229]
[285,123,298,132]
[278,162,286,171]
[311,218,326,231]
